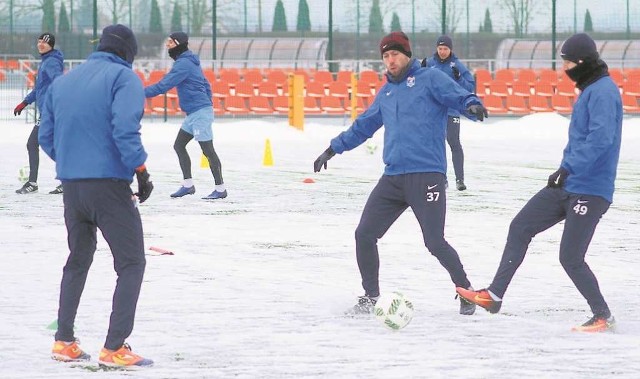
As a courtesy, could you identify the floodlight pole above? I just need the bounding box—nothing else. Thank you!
[551,0,557,70]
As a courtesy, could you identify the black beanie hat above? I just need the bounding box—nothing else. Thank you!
[561,33,598,63]
[436,35,453,50]
[38,33,55,48]
[169,31,189,46]
[380,31,412,58]
[97,24,138,64]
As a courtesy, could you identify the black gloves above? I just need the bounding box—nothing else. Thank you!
[134,165,154,203]
[14,101,27,116]
[467,104,488,121]
[547,167,569,188]
[313,146,336,172]
[451,66,461,80]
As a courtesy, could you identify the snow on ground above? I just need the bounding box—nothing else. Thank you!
[1,113,639,378]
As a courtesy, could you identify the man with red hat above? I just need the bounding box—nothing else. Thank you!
[13,32,64,195]
[313,31,488,316]
[456,33,621,332]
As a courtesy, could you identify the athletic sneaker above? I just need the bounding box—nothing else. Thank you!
[346,295,379,315]
[49,184,64,194]
[170,185,195,198]
[456,287,502,314]
[16,182,38,194]
[456,180,467,191]
[98,343,153,368]
[51,340,91,362]
[572,315,616,333]
[457,292,476,315]
[202,190,228,200]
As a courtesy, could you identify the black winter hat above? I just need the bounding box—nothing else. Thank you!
[436,35,453,50]
[169,31,189,46]
[561,33,598,63]
[97,24,138,64]
[380,31,412,58]
[38,33,55,48]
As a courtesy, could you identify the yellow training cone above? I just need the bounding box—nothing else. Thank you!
[200,153,209,168]
[263,138,274,166]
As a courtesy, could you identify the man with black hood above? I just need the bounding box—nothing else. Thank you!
[457,33,622,333]
[422,35,475,191]
[39,24,154,367]
[13,32,64,195]
[145,31,227,200]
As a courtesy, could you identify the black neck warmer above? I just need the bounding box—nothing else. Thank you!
[169,44,188,61]
[565,58,609,91]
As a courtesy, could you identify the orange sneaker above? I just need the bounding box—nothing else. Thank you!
[572,315,615,333]
[456,287,502,314]
[98,343,153,368]
[51,340,91,362]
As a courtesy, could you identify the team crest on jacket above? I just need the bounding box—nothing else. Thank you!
[407,76,415,87]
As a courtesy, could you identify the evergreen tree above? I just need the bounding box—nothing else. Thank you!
[479,23,484,33]
[42,0,56,32]
[58,2,70,33]
[149,0,163,33]
[369,0,383,33]
[171,2,183,32]
[296,0,311,32]
[273,0,287,32]
[484,8,493,33]
[584,9,593,32]
[390,12,401,32]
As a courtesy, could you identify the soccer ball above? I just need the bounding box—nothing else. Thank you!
[18,166,30,183]
[373,291,414,330]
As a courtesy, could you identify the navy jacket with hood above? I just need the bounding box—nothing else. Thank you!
[38,52,147,182]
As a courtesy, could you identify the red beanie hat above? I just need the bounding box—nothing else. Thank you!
[380,31,412,58]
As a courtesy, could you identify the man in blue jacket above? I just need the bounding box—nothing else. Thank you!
[457,33,621,333]
[313,31,488,316]
[145,31,227,200]
[39,24,154,367]
[13,32,64,194]
[423,35,476,191]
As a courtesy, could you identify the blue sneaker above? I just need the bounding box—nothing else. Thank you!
[202,190,227,200]
[170,186,195,198]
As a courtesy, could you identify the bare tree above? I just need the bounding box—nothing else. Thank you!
[342,0,413,33]
[102,0,129,24]
[430,0,462,34]
[499,0,544,37]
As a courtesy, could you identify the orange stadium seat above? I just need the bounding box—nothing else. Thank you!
[486,80,510,98]
[622,93,640,113]
[312,70,334,88]
[494,69,515,86]
[233,81,255,98]
[266,70,288,89]
[320,96,346,115]
[551,94,572,114]
[534,80,555,98]
[218,69,241,84]
[538,69,559,86]
[224,96,250,115]
[303,97,322,115]
[248,96,274,115]
[529,94,553,112]
[212,80,231,100]
[506,95,529,115]
[511,80,532,98]
[516,69,537,85]
[257,81,279,98]
[242,69,264,88]
[483,94,508,114]
[272,96,289,114]
[474,69,492,86]
[305,81,327,99]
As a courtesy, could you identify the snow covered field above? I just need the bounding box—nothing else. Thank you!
[1,113,639,378]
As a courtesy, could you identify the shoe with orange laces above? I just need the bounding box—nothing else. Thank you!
[572,315,616,333]
[51,340,91,362]
[98,343,153,368]
[455,287,502,314]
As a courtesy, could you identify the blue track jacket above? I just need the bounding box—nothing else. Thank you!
[561,76,622,203]
[39,52,147,182]
[144,50,212,115]
[424,52,475,117]
[24,49,64,111]
[330,59,482,176]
